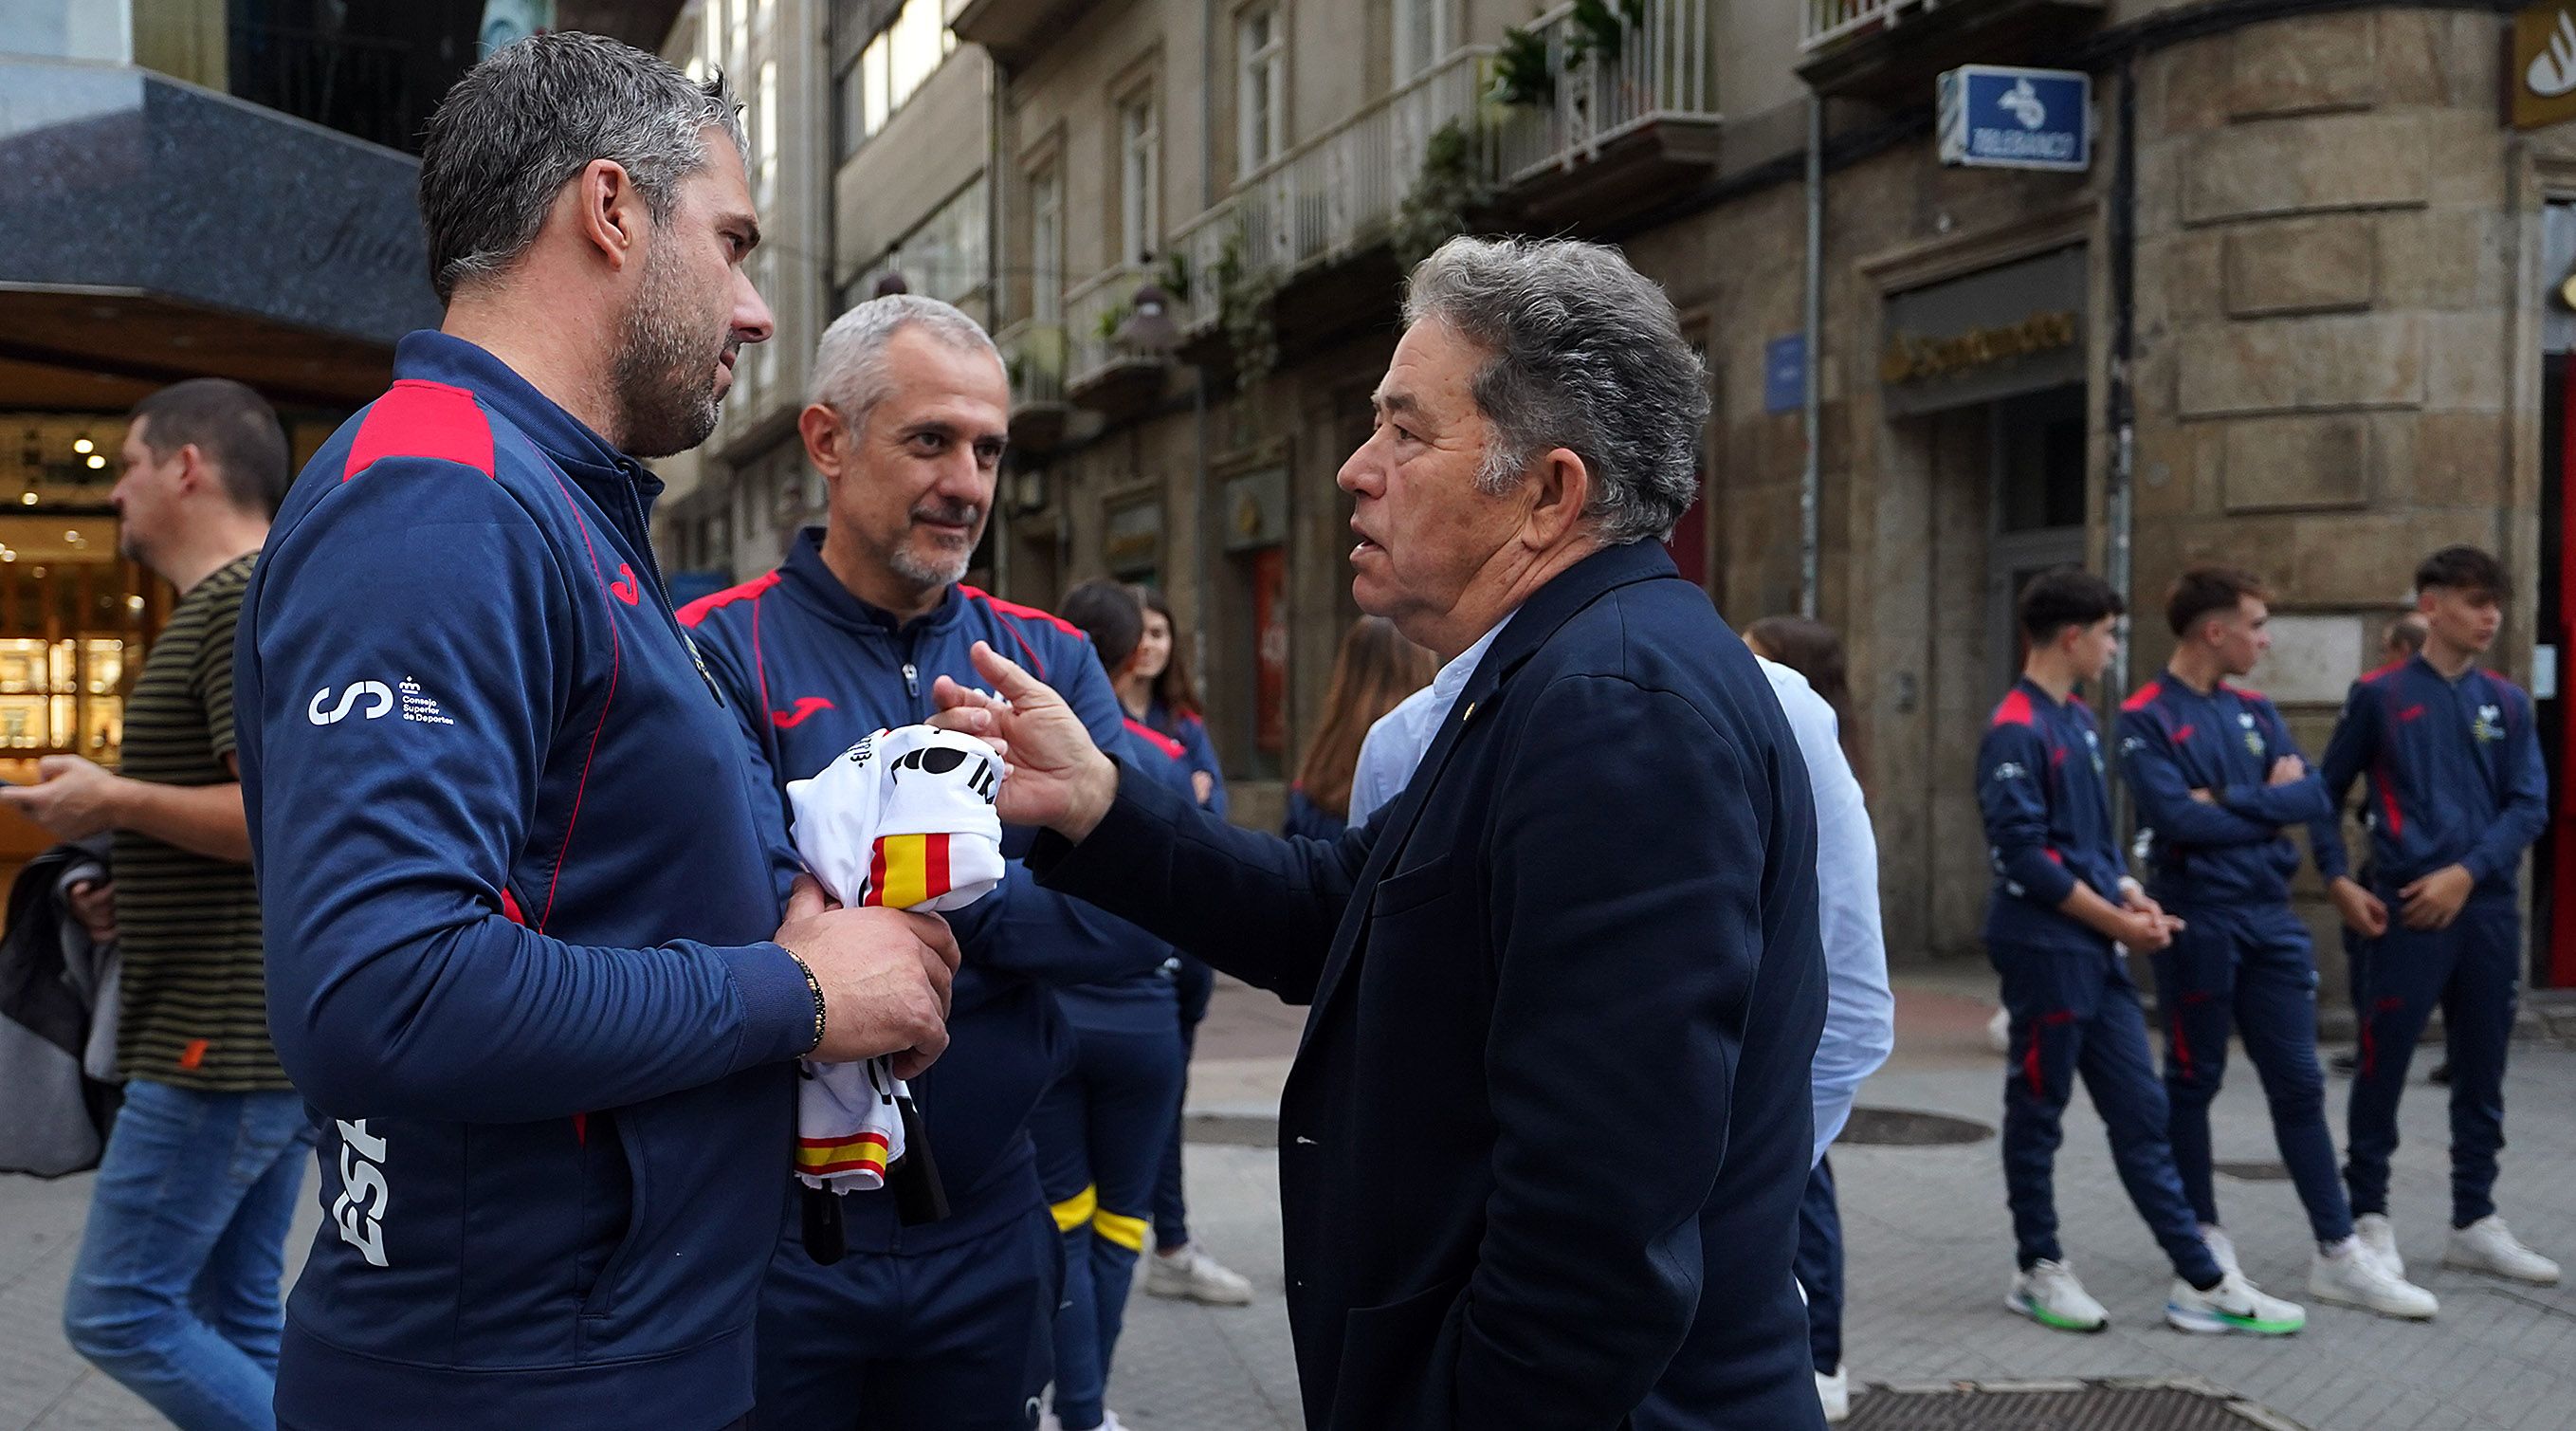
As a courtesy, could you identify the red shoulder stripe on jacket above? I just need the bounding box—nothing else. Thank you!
[1124,717,1188,761]
[676,570,782,628]
[2120,679,2162,714]
[344,380,494,482]
[1993,688,2037,728]
[959,584,1084,639]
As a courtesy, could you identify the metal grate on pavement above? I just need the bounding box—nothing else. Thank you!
[1844,1378,2306,1431]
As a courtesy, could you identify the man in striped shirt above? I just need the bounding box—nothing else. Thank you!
[2,378,309,1430]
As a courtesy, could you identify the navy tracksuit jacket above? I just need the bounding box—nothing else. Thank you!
[1977,677,2220,1285]
[2117,676,2350,1245]
[2315,654,2548,1225]
[680,529,1165,1427]
[238,334,818,1431]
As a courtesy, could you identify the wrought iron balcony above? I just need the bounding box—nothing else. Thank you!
[1799,0,2104,98]
[1063,264,1169,414]
[1490,0,1722,222]
[998,320,1070,450]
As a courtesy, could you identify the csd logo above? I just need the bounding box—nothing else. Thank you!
[308,681,394,725]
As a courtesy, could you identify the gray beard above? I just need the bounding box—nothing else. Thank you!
[612,246,724,459]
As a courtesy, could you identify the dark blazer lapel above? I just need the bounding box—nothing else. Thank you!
[1297,541,1689,1039]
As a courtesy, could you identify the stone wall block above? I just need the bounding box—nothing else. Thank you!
[2221,215,2375,317]
[2182,114,2429,225]
[2220,415,2372,511]
[2293,509,2497,604]
[2226,12,2380,119]
[2376,209,2511,311]
[2424,110,2511,209]
[2175,313,2425,416]
[2405,409,2508,508]
[2421,311,2508,412]
[2154,35,2231,134]
[2373,10,2453,108]
[2154,229,2228,324]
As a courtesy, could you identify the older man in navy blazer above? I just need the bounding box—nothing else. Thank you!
[933,236,1826,1430]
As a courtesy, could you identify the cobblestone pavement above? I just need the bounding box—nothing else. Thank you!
[13,970,2576,1431]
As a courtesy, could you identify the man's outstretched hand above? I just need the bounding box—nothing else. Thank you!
[929,641,1120,842]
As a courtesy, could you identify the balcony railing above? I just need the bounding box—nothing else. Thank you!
[1805,0,1905,49]
[1169,47,1499,334]
[1065,262,1158,385]
[999,320,1068,409]
[1493,0,1719,185]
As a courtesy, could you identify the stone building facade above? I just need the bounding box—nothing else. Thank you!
[670,0,2576,979]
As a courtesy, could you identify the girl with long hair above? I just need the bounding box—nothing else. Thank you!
[1288,617,1437,839]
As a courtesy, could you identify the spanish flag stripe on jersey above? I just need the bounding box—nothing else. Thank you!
[795,1130,891,1177]
[864,832,953,909]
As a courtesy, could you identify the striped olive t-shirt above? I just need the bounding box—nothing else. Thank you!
[111,551,283,1090]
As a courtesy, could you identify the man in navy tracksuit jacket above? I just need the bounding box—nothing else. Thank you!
[1978,569,2302,1337]
[2314,545,2557,1285]
[235,41,957,1431]
[2118,567,2435,1320]
[683,297,1165,1428]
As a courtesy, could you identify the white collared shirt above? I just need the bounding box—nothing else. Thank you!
[1346,615,1511,829]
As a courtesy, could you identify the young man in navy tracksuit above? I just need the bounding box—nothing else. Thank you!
[233,38,958,1431]
[2314,544,2558,1287]
[2118,567,2436,1320]
[1978,569,2302,1337]
[2330,613,2429,1078]
[682,298,1167,1430]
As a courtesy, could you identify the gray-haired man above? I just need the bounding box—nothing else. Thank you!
[681,295,1159,1431]
[928,236,1832,1429]
[234,36,959,1431]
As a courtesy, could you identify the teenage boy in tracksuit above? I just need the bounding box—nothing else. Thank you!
[2118,566,2437,1321]
[684,298,1170,1428]
[1978,568,2303,1337]
[2314,544,2558,1287]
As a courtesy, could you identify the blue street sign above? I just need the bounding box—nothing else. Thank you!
[1938,65,2092,174]
[1764,334,1806,415]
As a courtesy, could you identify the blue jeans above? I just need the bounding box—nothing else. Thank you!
[64,1079,315,1431]
[1794,1158,1841,1375]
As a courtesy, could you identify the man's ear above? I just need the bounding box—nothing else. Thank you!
[172,443,208,496]
[570,159,643,274]
[800,404,848,484]
[1518,447,1592,550]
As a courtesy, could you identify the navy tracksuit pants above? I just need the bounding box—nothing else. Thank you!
[1794,1158,1842,1375]
[1993,941,2224,1287]
[1034,1023,1184,1431]
[2347,895,2521,1228]
[2149,903,2353,1246]
[755,1163,1062,1431]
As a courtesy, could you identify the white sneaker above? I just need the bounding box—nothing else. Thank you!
[2355,1213,2404,1279]
[1816,1365,1850,1422]
[2007,1259,2109,1332]
[1987,1008,2013,1055]
[2198,1223,2240,1278]
[2445,1216,2562,1285]
[1036,1410,1060,1431]
[1098,1415,1126,1431]
[2310,1243,2439,1320]
[1146,1240,1255,1305]
[2165,1269,2305,1336]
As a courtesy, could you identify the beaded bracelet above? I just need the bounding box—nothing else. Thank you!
[787,950,827,1055]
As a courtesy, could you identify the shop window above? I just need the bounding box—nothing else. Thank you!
[1995,384,2088,535]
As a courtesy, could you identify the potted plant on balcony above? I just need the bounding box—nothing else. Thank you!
[1212,228,1281,384]
[1392,119,1490,273]
[1565,0,1644,65]
[1492,24,1553,109]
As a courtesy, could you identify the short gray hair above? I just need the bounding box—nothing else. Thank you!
[810,295,1003,425]
[419,32,746,303]
[1400,236,1708,546]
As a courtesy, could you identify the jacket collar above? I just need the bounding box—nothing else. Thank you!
[392,330,665,513]
[1452,540,1684,710]
[776,526,969,640]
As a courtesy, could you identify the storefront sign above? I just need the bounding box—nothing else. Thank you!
[1881,246,2088,417]
[2515,3,2576,130]
[1222,468,1288,553]
[1103,494,1163,576]
[1937,65,2092,173]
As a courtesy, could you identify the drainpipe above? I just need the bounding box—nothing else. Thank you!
[1800,92,1823,619]
[989,57,1013,596]
[1193,0,1218,700]
[2105,54,2139,829]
